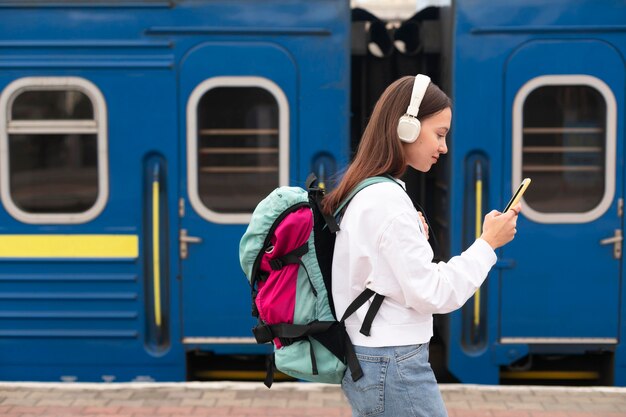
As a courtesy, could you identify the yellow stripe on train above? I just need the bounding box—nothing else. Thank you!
[0,235,139,258]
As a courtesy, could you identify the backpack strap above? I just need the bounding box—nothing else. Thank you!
[333,176,396,336]
[252,321,336,344]
[333,175,398,219]
[340,288,385,336]
[267,242,318,297]
[334,288,385,382]
[264,354,275,388]
[333,176,396,381]
[268,242,308,270]
[255,320,336,388]
[343,332,363,381]
[360,293,385,336]
[307,173,340,233]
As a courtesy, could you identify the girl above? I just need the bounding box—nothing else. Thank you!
[323,75,519,417]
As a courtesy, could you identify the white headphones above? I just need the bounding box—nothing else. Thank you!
[397,74,431,143]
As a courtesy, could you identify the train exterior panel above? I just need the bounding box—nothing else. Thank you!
[446,0,626,385]
[0,0,625,385]
[0,0,349,382]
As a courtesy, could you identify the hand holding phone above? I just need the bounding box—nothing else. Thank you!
[504,178,531,213]
[481,179,530,249]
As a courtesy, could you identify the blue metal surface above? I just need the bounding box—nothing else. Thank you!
[1,0,625,385]
[178,42,299,343]
[501,40,623,339]
[0,0,350,381]
[0,62,181,380]
[446,0,626,385]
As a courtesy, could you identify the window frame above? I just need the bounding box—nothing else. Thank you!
[186,76,289,224]
[0,76,109,224]
[512,74,617,224]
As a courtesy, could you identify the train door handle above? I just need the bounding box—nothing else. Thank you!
[599,229,622,259]
[180,229,202,259]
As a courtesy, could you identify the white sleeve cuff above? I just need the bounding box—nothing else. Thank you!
[469,238,498,267]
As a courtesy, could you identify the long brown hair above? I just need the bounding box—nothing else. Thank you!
[322,75,451,214]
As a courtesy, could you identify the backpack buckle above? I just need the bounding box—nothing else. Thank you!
[269,258,284,270]
[278,337,292,346]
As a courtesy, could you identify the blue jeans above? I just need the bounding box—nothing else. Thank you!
[341,343,448,417]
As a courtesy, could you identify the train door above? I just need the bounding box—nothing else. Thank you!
[179,43,297,347]
[0,64,182,380]
[501,40,624,345]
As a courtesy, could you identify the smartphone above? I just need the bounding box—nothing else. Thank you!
[503,178,531,213]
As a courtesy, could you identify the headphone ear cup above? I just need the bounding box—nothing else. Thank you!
[397,116,421,143]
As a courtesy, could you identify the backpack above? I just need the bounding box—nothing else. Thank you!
[239,174,396,387]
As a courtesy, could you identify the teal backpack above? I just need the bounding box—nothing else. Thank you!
[239,174,396,387]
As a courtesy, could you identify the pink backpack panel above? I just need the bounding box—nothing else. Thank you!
[255,207,313,348]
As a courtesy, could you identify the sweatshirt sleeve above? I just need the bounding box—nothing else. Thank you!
[372,210,497,315]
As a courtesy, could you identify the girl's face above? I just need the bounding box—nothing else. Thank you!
[403,107,451,172]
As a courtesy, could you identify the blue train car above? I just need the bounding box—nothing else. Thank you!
[442,0,626,386]
[0,0,349,381]
[1,0,625,385]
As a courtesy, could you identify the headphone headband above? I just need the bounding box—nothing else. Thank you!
[406,74,430,117]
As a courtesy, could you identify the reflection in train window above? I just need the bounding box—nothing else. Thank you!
[522,85,606,213]
[12,90,94,120]
[0,77,108,224]
[194,84,284,215]
[9,133,98,213]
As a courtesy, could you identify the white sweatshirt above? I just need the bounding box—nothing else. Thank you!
[331,179,497,347]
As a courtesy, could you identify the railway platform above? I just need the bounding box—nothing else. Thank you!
[1,381,625,417]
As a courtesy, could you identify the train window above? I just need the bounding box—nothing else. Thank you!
[12,90,94,120]
[513,75,616,223]
[0,77,109,224]
[187,77,289,224]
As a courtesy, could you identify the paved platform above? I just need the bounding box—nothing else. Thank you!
[1,382,625,417]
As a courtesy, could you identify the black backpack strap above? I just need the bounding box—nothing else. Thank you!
[340,288,375,321]
[266,243,318,297]
[264,354,275,388]
[268,242,309,270]
[256,320,330,384]
[307,173,340,233]
[252,321,335,344]
[340,288,385,337]
[344,331,363,381]
[322,205,340,233]
[337,289,385,382]
[359,293,384,336]
[305,172,318,189]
